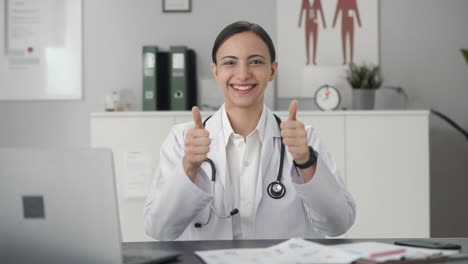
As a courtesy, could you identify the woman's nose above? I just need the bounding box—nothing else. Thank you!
[236,63,252,81]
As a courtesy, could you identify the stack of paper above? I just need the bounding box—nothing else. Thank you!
[195,239,461,264]
[195,238,360,264]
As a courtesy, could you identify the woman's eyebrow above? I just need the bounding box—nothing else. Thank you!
[248,54,266,59]
[220,54,266,61]
[220,55,238,60]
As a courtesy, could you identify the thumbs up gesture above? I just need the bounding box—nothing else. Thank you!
[183,106,211,182]
[280,100,310,167]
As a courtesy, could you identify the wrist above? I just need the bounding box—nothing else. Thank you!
[293,146,318,169]
[294,151,310,165]
[182,157,199,182]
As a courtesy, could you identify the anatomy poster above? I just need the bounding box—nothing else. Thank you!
[277,0,378,98]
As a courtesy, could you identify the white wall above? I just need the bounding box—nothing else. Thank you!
[1,0,468,237]
[0,0,276,147]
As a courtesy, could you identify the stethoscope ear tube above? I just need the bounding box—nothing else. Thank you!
[194,198,239,228]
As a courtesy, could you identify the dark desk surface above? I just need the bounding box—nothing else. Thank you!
[123,238,468,264]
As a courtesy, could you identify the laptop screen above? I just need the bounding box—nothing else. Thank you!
[0,148,124,264]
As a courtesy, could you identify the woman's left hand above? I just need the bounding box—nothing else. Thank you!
[280,100,315,182]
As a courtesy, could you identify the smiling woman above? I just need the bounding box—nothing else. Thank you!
[211,31,278,129]
[209,22,278,136]
[144,21,356,241]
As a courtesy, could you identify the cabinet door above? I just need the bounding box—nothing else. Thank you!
[345,114,429,238]
[297,114,346,184]
[91,115,174,242]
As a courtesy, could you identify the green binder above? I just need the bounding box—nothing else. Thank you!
[169,46,189,110]
[142,46,158,111]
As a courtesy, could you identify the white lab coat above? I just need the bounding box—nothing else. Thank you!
[144,106,355,241]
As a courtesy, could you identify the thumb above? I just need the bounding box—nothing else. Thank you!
[192,106,203,128]
[288,100,298,121]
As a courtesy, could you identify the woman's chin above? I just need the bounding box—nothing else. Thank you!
[226,97,263,109]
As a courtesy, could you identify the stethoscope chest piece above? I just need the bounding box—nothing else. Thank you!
[267,181,286,199]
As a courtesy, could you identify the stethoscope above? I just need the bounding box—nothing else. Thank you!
[194,113,286,228]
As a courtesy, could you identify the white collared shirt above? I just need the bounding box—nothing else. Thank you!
[221,105,266,239]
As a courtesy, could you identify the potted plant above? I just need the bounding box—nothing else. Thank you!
[462,49,468,64]
[345,63,383,110]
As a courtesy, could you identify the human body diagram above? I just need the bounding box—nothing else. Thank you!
[298,0,363,65]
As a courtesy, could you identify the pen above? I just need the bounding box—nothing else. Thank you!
[369,248,406,258]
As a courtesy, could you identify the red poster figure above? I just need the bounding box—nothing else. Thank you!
[299,0,326,65]
[332,0,362,64]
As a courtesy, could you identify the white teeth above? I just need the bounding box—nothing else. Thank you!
[232,85,254,91]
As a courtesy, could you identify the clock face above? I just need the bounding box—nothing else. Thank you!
[314,85,341,111]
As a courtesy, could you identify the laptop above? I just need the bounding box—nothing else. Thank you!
[0,148,180,264]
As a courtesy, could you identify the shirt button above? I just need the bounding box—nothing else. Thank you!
[243,160,250,167]
[242,200,249,205]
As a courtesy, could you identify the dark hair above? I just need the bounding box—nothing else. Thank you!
[212,21,276,64]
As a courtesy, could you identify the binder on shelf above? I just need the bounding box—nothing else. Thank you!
[169,46,197,110]
[142,46,169,111]
[142,46,158,111]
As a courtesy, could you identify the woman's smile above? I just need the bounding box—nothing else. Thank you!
[230,83,257,94]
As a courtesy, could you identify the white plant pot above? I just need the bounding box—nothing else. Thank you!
[352,89,376,110]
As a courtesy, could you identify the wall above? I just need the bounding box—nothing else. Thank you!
[0,0,276,147]
[1,0,468,236]
[379,0,468,237]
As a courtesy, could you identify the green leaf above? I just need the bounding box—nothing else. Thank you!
[345,63,383,89]
[462,49,468,64]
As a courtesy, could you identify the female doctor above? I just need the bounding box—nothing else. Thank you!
[144,21,355,241]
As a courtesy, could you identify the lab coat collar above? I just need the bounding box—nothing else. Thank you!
[200,108,232,214]
[200,108,224,187]
[264,106,281,138]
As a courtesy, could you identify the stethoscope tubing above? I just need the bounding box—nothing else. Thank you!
[194,112,286,228]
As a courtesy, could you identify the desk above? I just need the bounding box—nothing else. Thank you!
[123,238,468,264]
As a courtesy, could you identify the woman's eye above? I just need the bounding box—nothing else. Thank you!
[250,60,264,64]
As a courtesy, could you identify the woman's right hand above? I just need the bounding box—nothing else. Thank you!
[183,106,211,182]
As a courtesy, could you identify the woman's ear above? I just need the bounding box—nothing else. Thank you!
[269,62,279,81]
[211,63,218,77]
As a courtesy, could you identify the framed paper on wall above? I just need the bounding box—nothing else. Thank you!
[276,0,379,99]
[0,0,82,100]
[163,0,191,13]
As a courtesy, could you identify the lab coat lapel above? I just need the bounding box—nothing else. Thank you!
[200,109,233,214]
[255,108,282,211]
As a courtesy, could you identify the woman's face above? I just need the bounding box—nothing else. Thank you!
[211,32,278,110]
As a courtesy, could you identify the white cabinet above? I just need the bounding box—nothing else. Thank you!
[91,113,175,242]
[90,110,429,241]
[344,113,430,238]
